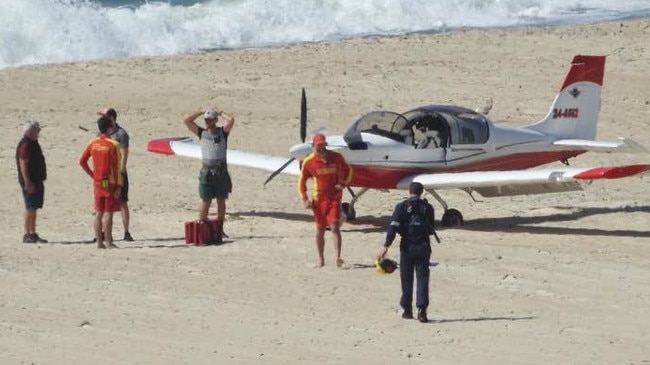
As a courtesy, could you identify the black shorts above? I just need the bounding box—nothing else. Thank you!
[22,182,44,210]
[120,171,129,202]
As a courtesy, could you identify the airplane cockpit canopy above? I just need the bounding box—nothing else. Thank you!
[403,106,489,146]
[343,107,489,150]
[343,111,409,149]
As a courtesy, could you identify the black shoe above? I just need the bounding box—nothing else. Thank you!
[417,308,428,323]
[33,233,48,243]
[402,310,413,319]
[23,234,37,243]
[124,231,134,242]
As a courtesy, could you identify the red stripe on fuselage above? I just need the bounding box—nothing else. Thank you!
[348,150,586,189]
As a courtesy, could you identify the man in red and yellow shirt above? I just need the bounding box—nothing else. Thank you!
[79,116,123,249]
[298,133,352,268]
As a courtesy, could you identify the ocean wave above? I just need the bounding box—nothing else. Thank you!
[1,0,649,69]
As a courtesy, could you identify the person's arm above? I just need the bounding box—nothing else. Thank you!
[120,146,129,172]
[183,110,204,136]
[220,110,235,134]
[426,202,441,243]
[377,203,402,260]
[377,204,401,259]
[298,158,312,208]
[79,144,93,178]
[113,143,123,187]
[119,131,129,172]
[18,158,35,193]
[338,153,353,187]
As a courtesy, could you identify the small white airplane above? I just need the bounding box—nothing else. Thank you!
[148,55,650,226]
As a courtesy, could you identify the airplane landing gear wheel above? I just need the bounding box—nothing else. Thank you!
[342,202,356,221]
[441,208,463,227]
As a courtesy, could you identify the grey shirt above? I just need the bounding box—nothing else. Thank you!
[197,127,228,166]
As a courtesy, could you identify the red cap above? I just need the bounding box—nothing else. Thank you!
[312,133,327,146]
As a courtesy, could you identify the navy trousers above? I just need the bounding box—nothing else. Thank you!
[399,243,431,311]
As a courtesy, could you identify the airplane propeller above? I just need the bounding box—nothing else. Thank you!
[264,88,308,186]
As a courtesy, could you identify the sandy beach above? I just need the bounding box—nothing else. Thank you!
[1,20,649,364]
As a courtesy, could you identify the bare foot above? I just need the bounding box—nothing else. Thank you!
[107,243,119,249]
[97,243,106,249]
[336,258,345,268]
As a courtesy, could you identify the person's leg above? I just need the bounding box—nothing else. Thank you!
[216,198,226,221]
[198,173,213,221]
[24,209,36,234]
[121,202,130,231]
[327,199,343,267]
[120,172,133,240]
[30,187,47,242]
[400,250,415,315]
[22,208,37,243]
[411,246,431,322]
[414,250,431,315]
[331,225,343,267]
[103,212,116,248]
[199,199,211,221]
[315,228,326,267]
[94,210,105,248]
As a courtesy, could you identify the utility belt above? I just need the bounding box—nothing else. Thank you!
[201,162,227,176]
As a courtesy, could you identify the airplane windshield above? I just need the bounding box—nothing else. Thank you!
[344,111,409,143]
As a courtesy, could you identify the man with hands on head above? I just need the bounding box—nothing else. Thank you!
[183,106,235,235]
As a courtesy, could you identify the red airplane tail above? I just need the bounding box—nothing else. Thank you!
[526,55,606,140]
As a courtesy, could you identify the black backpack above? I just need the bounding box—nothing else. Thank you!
[401,199,440,244]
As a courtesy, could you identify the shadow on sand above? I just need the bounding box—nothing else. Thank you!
[339,205,650,238]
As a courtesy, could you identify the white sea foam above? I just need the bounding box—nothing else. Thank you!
[1,0,648,69]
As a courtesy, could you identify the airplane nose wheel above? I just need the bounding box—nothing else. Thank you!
[341,202,356,221]
[441,208,463,227]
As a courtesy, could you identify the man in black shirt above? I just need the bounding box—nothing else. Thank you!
[16,121,48,243]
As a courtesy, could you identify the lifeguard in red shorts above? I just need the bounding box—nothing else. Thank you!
[298,133,352,268]
[79,116,123,249]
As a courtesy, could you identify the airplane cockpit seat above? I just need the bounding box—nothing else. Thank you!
[345,131,368,150]
[417,130,440,149]
[398,129,414,146]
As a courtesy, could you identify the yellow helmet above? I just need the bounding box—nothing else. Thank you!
[375,258,398,274]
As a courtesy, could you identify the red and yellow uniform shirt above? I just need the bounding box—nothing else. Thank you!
[298,150,352,202]
[79,135,123,197]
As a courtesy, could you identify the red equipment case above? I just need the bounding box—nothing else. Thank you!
[184,219,223,245]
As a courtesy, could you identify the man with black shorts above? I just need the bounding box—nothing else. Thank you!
[183,106,235,235]
[16,120,48,243]
[98,107,134,241]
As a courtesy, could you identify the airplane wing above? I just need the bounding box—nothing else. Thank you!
[397,165,650,197]
[553,138,647,153]
[147,137,301,175]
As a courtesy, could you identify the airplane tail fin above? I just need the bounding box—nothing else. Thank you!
[526,55,606,140]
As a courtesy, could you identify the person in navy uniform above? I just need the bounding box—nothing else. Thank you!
[376,182,440,323]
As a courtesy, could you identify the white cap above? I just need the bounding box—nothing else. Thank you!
[24,120,42,133]
[204,109,218,120]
